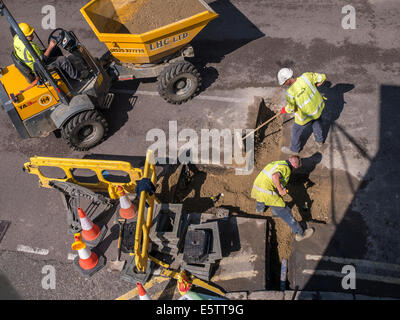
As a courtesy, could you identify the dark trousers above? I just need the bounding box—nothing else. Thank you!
[290,118,324,153]
[256,202,304,235]
[53,56,79,80]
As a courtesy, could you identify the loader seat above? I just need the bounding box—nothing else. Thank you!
[11,51,36,83]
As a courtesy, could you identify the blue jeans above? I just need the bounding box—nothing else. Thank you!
[256,202,304,235]
[290,119,323,153]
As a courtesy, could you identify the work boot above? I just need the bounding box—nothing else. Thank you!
[295,227,314,241]
[281,146,299,155]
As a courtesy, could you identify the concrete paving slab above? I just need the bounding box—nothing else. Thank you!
[210,217,268,292]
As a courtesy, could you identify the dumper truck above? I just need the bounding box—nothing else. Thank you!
[81,0,218,104]
[0,0,218,151]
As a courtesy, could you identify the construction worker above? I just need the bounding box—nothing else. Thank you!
[251,155,314,241]
[277,68,327,155]
[14,23,79,94]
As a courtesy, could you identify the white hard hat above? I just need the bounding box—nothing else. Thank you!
[277,68,293,86]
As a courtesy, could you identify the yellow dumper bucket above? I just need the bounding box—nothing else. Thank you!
[81,0,218,64]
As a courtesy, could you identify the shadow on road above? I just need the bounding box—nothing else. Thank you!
[318,81,355,143]
[0,273,22,300]
[191,0,265,92]
[296,84,400,298]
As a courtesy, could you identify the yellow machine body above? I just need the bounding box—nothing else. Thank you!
[80,0,218,64]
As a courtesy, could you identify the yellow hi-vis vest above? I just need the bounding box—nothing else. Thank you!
[251,160,291,208]
[13,34,43,71]
[285,72,326,125]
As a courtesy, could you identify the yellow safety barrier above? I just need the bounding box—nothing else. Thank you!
[134,149,157,272]
[23,156,143,199]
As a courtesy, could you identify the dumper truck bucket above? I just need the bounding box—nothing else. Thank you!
[81,0,218,64]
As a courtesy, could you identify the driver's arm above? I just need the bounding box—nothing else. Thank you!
[43,39,57,58]
[17,76,39,96]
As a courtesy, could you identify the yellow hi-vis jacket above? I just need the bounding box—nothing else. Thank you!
[285,72,326,126]
[251,160,292,208]
[13,34,43,71]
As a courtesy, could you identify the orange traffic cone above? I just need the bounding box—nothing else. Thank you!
[71,233,105,277]
[117,186,138,220]
[78,208,107,247]
[137,282,151,300]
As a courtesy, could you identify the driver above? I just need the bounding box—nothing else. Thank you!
[14,22,80,93]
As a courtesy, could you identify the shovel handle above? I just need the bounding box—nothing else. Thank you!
[242,113,281,141]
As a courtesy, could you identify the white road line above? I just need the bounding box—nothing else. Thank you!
[111,89,247,104]
[302,269,400,286]
[16,245,49,256]
[305,254,400,272]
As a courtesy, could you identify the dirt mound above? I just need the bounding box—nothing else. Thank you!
[113,0,207,34]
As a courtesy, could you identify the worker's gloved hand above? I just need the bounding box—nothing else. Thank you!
[135,178,156,208]
[280,107,287,114]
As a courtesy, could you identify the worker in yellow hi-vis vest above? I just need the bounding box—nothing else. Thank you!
[13,22,79,95]
[277,68,327,155]
[251,155,314,242]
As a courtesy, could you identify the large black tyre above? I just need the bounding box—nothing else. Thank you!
[62,110,108,151]
[157,61,201,104]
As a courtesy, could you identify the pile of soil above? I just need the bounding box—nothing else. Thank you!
[155,100,331,289]
[111,0,207,34]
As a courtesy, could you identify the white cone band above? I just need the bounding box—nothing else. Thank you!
[139,293,151,300]
[120,195,132,209]
[80,216,94,231]
[78,246,92,260]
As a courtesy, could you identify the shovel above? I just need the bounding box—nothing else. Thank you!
[242,113,281,141]
[108,218,126,272]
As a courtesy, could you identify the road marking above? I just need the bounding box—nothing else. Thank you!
[305,254,400,272]
[67,254,77,261]
[115,276,170,300]
[111,89,247,104]
[302,269,400,286]
[211,270,258,282]
[16,245,49,256]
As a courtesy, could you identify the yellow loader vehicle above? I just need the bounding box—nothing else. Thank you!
[0,0,218,151]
